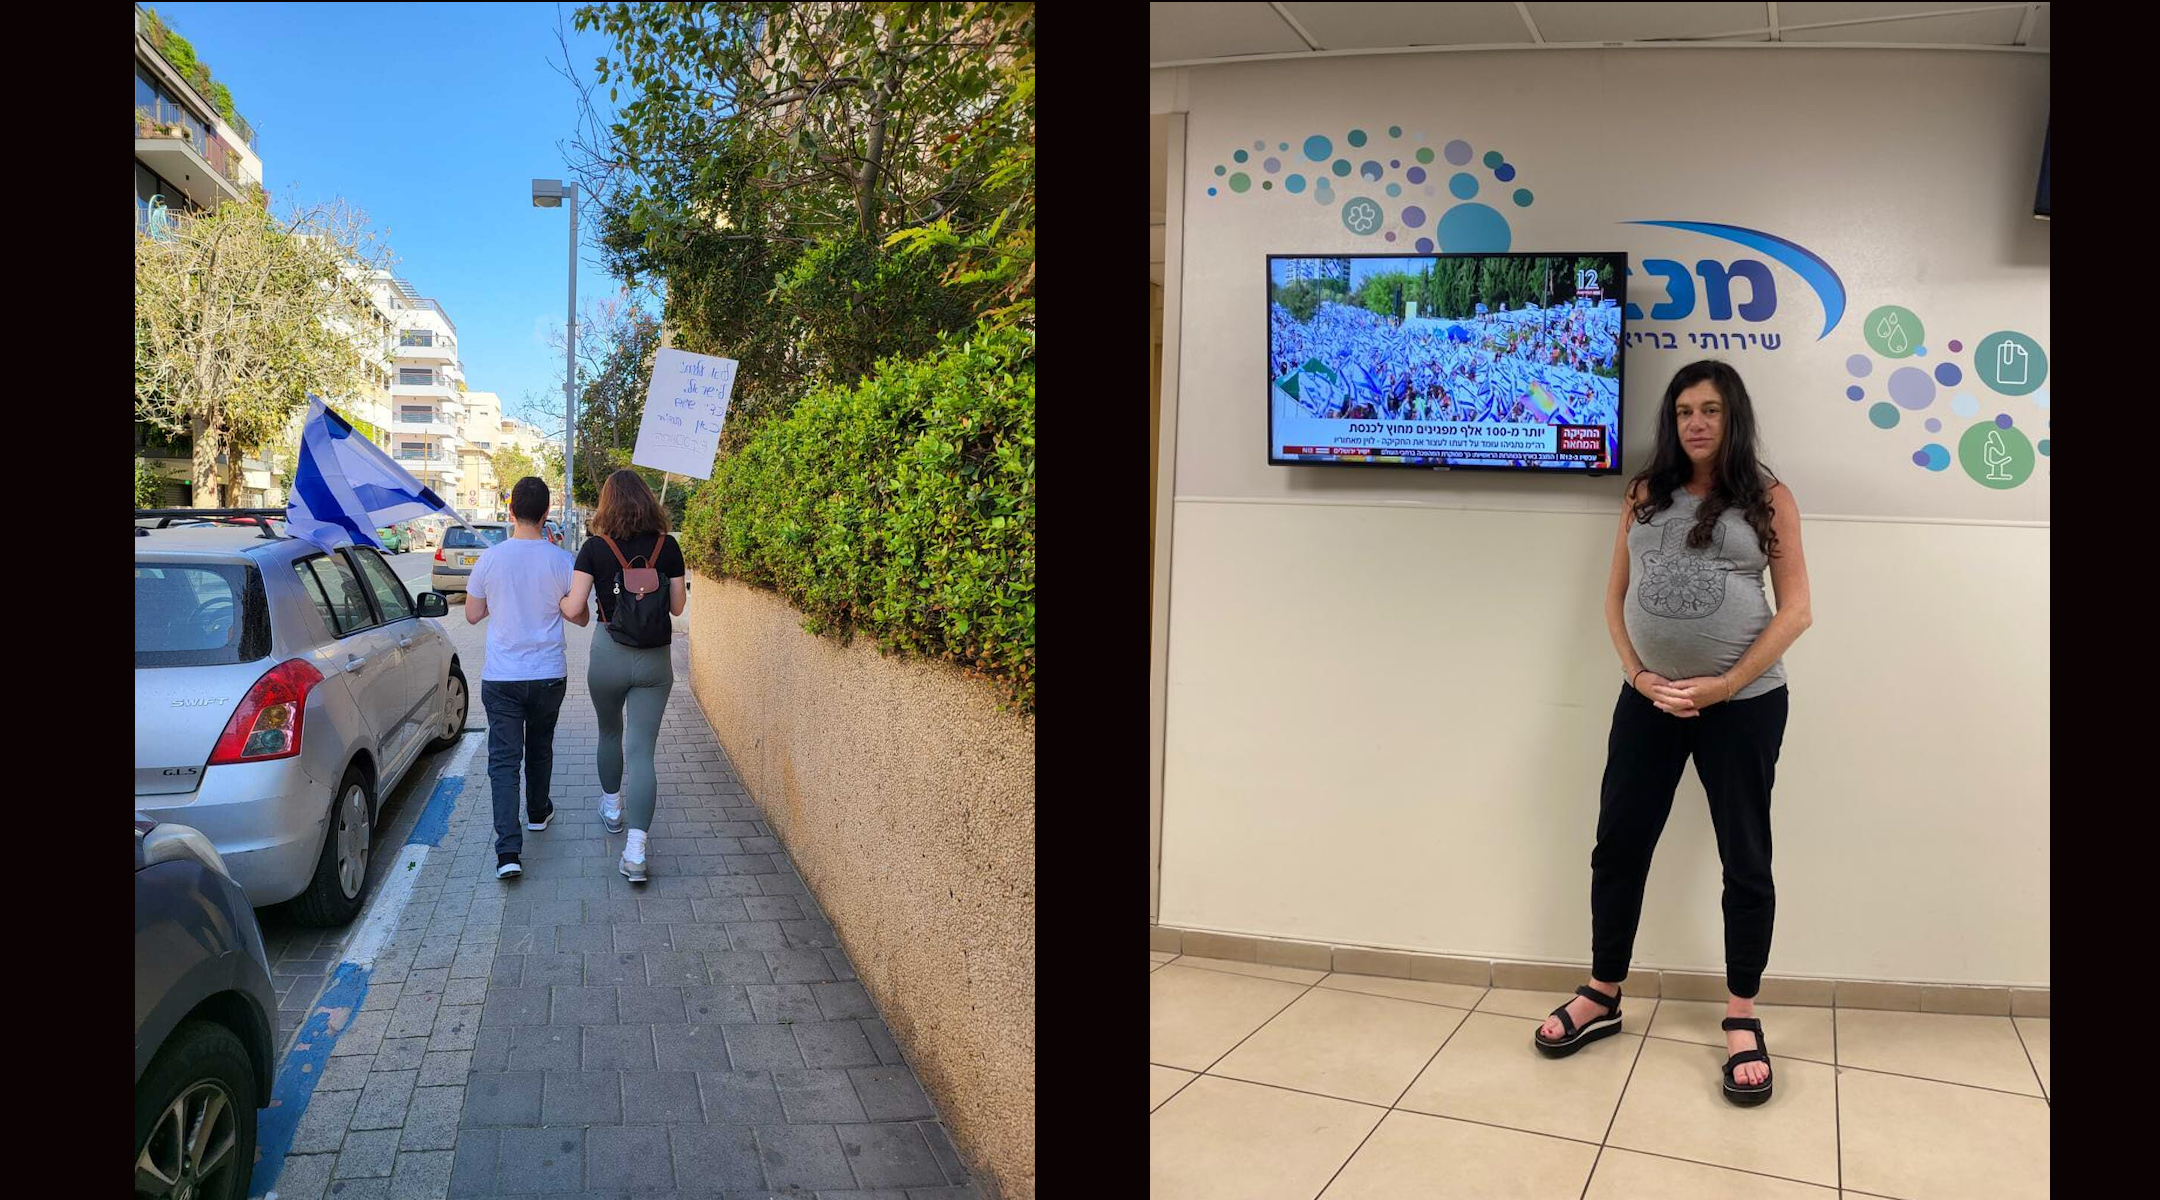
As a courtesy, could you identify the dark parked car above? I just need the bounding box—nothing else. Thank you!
[135,817,277,1200]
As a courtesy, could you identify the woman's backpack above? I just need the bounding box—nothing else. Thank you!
[597,533,673,648]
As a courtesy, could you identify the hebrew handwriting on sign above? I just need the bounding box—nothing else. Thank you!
[632,347,739,481]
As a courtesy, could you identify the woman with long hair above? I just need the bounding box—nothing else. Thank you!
[560,470,688,882]
[1531,360,1814,1108]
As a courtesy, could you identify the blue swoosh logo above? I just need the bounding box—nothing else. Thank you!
[1621,221,1846,340]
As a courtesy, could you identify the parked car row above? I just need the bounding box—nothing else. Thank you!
[432,520,511,597]
[134,509,470,926]
[135,815,276,1200]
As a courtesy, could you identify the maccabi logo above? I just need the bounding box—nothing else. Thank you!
[1619,221,1847,341]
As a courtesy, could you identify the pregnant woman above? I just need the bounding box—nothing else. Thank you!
[1533,360,1814,1107]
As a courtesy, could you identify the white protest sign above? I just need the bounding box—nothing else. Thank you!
[631,348,738,480]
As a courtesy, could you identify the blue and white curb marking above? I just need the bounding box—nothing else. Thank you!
[251,731,482,1199]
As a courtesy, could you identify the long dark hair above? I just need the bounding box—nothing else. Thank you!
[590,469,670,540]
[1627,360,1781,558]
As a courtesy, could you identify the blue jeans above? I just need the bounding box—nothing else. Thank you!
[480,677,567,857]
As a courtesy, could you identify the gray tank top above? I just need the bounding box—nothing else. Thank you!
[1623,488,1787,699]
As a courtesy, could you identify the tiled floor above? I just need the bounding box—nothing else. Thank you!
[1151,953,2050,1200]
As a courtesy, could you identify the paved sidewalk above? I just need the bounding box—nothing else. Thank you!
[264,614,982,1199]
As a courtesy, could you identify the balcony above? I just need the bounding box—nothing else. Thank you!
[396,330,458,363]
[134,98,252,212]
[394,454,462,484]
[390,372,458,400]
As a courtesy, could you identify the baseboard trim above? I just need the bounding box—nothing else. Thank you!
[1149,924,2048,1016]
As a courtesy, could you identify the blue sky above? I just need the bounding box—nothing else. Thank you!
[147,2,654,432]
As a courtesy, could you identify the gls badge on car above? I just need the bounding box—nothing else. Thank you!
[171,698,228,707]
[161,767,200,776]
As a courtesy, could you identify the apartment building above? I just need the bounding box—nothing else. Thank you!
[457,391,505,520]
[134,6,261,234]
[383,278,469,507]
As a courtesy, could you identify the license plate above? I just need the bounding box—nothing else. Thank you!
[461,553,477,566]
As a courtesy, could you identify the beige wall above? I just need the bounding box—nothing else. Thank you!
[1153,50,2049,987]
[685,575,1035,1199]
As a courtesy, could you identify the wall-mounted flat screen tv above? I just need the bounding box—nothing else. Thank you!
[1269,252,1628,473]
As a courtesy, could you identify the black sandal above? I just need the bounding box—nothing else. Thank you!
[1721,1016,1773,1105]
[1533,984,1623,1057]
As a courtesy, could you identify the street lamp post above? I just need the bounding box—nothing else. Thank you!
[532,178,578,547]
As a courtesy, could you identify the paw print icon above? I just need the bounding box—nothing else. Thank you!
[1341,197,1383,235]
[1637,521,1731,619]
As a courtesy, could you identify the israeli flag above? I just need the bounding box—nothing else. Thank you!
[286,394,467,553]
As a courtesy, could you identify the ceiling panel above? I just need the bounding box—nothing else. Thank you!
[1780,2,2021,25]
[1280,3,1531,49]
[1783,8,2028,42]
[1527,2,1767,42]
[1150,1,1309,62]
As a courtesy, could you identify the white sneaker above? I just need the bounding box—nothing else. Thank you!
[600,792,623,834]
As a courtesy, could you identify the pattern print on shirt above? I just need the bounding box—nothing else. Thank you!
[1637,517,1732,620]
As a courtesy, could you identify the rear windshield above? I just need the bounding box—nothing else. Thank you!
[135,563,272,667]
[444,526,509,549]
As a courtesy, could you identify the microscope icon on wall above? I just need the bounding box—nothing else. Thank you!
[1983,430,2014,481]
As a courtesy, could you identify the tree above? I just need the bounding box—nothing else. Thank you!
[491,444,538,498]
[137,194,394,507]
[134,457,164,508]
[557,2,1034,440]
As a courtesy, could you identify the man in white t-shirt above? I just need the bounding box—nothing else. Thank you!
[465,477,588,879]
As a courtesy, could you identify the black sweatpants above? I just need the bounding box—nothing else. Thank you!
[1590,682,1789,998]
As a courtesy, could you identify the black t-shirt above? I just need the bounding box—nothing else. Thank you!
[575,531,685,622]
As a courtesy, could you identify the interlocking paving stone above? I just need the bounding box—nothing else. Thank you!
[616,985,687,1024]
[289,1087,363,1154]
[793,1021,880,1069]
[334,1127,402,1178]
[496,1126,584,1194]
[583,1125,675,1192]
[541,1070,624,1124]
[386,1147,454,1200]
[753,1123,856,1191]
[772,1068,869,1123]
[459,1071,542,1127]
[704,950,774,985]
[848,1066,937,1121]
[550,984,620,1025]
[721,1024,805,1072]
[374,1037,429,1073]
[580,1023,658,1070]
[551,923,614,953]
[683,985,756,1024]
[654,1023,737,1071]
[351,1069,420,1130]
[480,986,551,1027]
[666,1123,765,1191]
[814,982,879,1021]
[399,1085,466,1151]
[745,984,823,1024]
[429,1004,483,1051]
[765,948,838,983]
[315,1055,375,1092]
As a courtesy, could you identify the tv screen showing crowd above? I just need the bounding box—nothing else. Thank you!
[1269,253,1627,472]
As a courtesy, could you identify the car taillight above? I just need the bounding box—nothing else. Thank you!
[207,659,325,765]
[435,546,445,561]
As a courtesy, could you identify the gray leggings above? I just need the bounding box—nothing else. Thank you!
[587,630,674,832]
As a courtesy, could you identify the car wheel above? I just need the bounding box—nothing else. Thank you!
[288,766,373,927]
[134,1020,257,1200]
[425,662,469,752]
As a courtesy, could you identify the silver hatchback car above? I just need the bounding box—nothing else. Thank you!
[134,512,470,926]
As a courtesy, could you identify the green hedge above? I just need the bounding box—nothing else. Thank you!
[681,323,1035,711]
